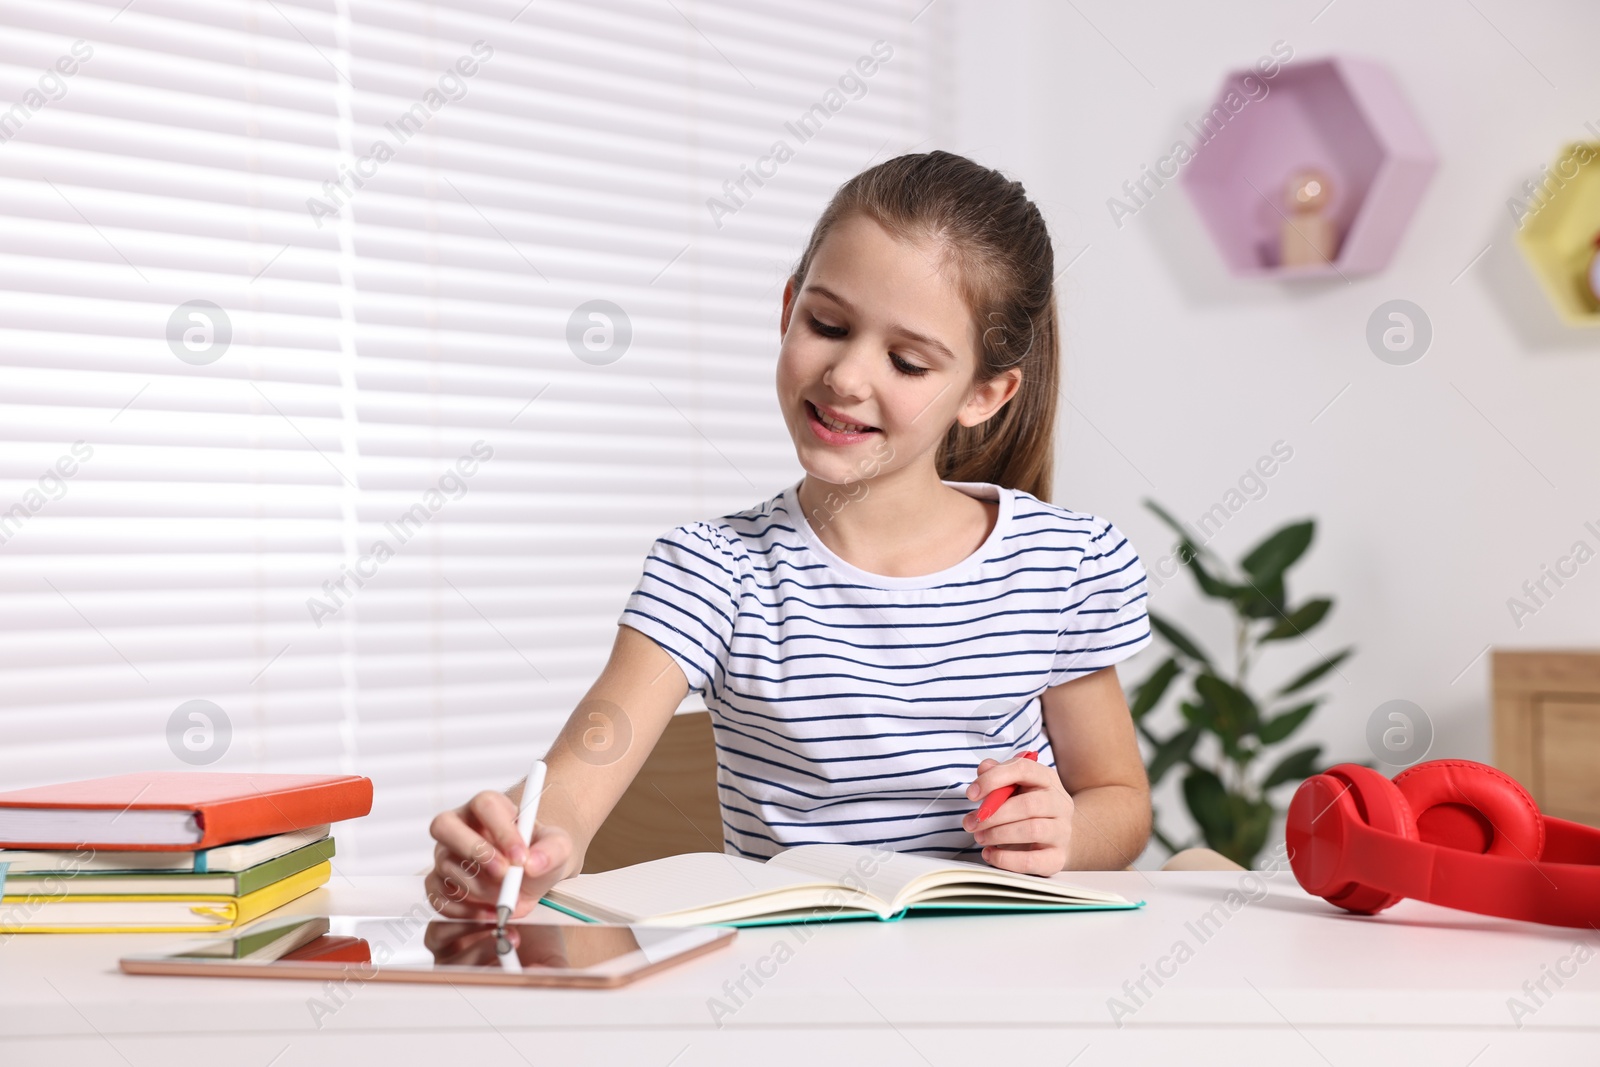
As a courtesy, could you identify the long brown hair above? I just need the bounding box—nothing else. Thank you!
[787,150,1060,502]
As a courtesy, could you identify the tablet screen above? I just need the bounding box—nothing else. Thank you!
[119,913,735,987]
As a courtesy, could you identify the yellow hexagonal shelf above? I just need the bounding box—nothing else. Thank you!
[1515,142,1600,326]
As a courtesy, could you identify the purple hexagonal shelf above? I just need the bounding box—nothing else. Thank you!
[1181,55,1437,278]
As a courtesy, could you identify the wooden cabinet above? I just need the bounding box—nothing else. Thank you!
[1493,650,1600,828]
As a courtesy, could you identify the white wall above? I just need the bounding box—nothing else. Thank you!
[942,0,1600,862]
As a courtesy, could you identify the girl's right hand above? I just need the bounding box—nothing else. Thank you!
[426,789,576,920]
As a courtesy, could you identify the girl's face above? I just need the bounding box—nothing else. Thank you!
[776,213,1020,488]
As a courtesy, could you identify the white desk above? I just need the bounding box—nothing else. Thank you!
[2,868,1596,1064]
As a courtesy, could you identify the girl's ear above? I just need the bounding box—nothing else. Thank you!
[779,276,798,340]
[957,368,1022,428]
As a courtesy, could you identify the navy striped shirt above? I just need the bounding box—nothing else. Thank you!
[618,478,1152,862]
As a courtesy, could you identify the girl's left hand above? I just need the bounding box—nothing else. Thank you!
[962,755,1074,876]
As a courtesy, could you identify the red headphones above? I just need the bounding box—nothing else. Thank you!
[1286,758,1600,928]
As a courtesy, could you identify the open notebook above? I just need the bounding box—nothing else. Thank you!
[540,843,1142,928]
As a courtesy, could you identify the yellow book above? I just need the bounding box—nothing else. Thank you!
[0,860,331,934]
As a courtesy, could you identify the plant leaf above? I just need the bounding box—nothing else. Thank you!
[1257,700,1318,745]
[1129,657,1181,721]
[1186,551,1250,601]
[1181,767,1231,847]
[1179,700,1212,731]
[1235,575,1286,619]
[1262,744,1323,790]
[1146,723,1202,787]
[1274,648,1353,696]
[1150,612,1213,667]
[1144,498,1198,546]
[1220,798,1275,868]
[1195,673,1261,738]
[1261,598,1333,642]
[1240,520,1314,583]
[1143,500,1243,599]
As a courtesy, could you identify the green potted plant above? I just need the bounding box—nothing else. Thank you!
[1131,501,1354,869]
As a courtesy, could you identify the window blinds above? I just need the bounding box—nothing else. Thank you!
[0,0,937,873]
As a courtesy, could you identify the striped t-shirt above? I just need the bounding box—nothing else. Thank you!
[618,478,1152,862]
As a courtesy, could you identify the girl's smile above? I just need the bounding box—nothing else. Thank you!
[804,398,880,445]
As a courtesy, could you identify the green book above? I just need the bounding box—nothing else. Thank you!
[539,843,1143,928]
[0,838,336,898]
[0,825,330,874]
[174,916,333,960]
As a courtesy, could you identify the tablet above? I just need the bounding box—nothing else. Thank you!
[119,912,737,988]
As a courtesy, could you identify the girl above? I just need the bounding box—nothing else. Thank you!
[427,150,1155,920]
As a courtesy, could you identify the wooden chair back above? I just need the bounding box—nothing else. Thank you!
[582,709,723,873]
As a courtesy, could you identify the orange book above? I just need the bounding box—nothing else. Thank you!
[280,934,374,965]
[0,772,373,851]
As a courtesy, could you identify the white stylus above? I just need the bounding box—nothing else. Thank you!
[495,758,547,930]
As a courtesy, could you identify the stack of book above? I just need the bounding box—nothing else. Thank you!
[0,771,373,934]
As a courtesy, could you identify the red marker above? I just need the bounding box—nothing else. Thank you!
[974,750,1038,822]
